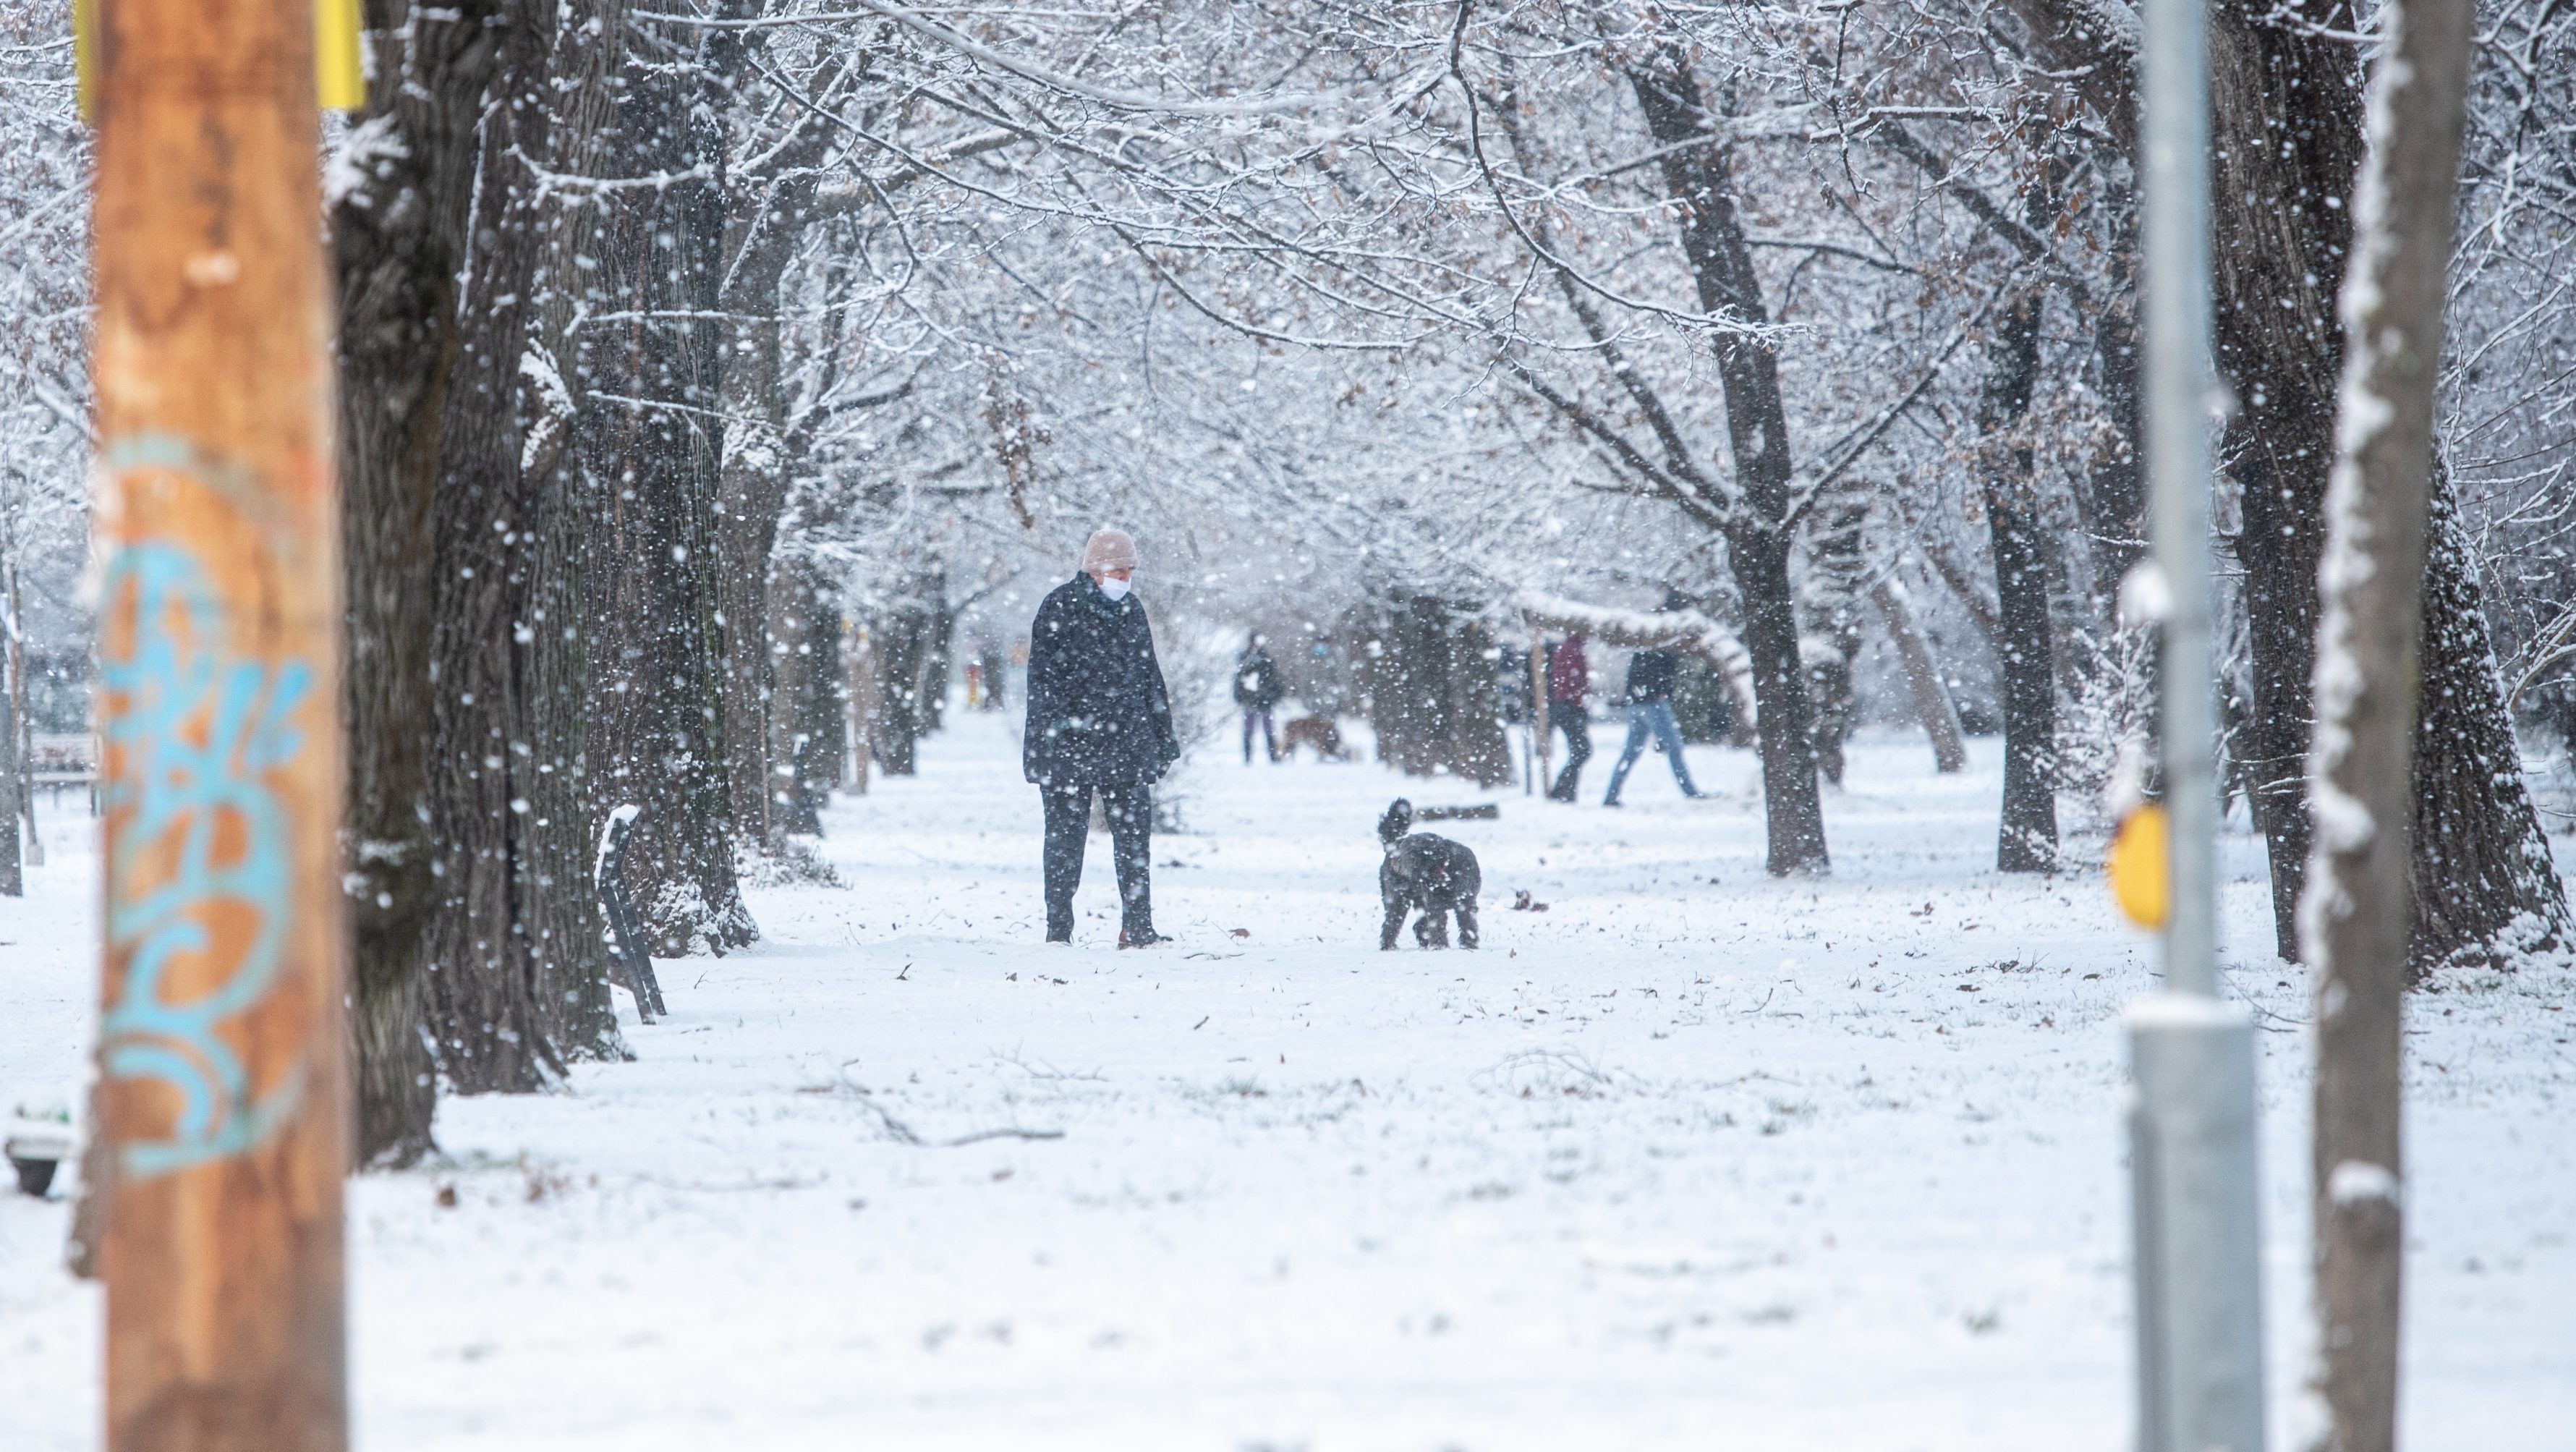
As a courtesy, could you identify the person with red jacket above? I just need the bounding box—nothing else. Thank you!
[1544,632,1593,801]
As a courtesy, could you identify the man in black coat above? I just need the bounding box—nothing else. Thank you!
[1024,528,1181,946]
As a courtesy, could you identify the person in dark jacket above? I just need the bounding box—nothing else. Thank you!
[1544,633,1592,802]
[1233,634,1285,763]
[1024,529,1182,946]
[1602,645,1704,805]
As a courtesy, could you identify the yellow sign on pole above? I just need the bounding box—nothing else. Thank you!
[2109,803,2173,930]
[314,0,365,111]
[75,0,367,119]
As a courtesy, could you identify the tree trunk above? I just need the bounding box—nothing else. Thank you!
[799,588,846,806]
[2080,199,2150,607]
[579,22,755,954]
[8,572,35,869]
[1871,578,1971,773]
[714,250,789,846]
[844,620,875,793]
[867,603,927,776]
[763,553,827,836]
[709,43,839,849]
[2205,0,2368,958]
[1980,287,2060,873]
[2406,485,2569,970]
[330,0,501,1163]
[0,662,20,896]
[1630,58,1828,874]
[422,0,629,1090]
[2301,0,2478,1438]
[1799,475,1873,785]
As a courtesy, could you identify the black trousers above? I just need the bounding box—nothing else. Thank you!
[1041,784,1153,939]
[1547,708,1592,799]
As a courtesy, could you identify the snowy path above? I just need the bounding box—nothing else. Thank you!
[4,718,2572,1448]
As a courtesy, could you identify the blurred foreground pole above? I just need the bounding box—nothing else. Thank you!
[2302,0,2481,1440]
[90,1,349,1448]
[2127,0,2266,1440]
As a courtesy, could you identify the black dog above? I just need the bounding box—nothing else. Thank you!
[1378,799,1481,950]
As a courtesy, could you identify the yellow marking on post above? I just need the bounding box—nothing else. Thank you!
[74,0,365,120]
[316,0,366,111]
[72,0,98,120]
[2109,803,2172,930]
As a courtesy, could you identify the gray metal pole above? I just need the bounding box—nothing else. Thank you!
[2141,0,2218,999]
[2127,0,2269,1443]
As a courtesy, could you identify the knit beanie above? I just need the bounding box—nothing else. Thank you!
[1081,528,1139,574]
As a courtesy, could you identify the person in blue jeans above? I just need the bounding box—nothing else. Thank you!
[1602,645,1702,805]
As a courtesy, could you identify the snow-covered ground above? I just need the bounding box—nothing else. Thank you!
[4,715,2572,1449]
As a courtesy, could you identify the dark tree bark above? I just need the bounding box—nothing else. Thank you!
[867,600,928,776]
[331,0,504,1160]
[579,21,757,954]
[1629,58,1828,875]
[710,47,841,849]
[2080,205,2150,601]
[762,553,829,836]
[2407,485,2572,972]
[0,669,19,896]
[1979,287,2060,873]
[2206,0,2370,958]
[422,0,629,1091]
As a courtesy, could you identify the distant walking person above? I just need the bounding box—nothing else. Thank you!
[1024,529,1181,946]
[1602,645,1703,805]
[1544,632,1593,802]
[1233,633,1284,763]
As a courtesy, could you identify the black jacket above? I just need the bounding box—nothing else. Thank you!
[1023,574,1181,788]
[1623,648,1680,704]
[1233,644,1283,710]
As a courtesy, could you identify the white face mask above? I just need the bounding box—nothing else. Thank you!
[1099,575,1132,601]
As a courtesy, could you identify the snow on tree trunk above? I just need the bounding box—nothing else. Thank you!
[713,47,837,852]
[331,0,503,1156]
[2204,0,2368,960]
[1798,474,1873,786]
[1629,56,1827,875]
[422,0,629,1091]
[2300,0,2477,1439]
[2405,483,2568,972]
[1978,285,2059,873]
[579,14,756,955]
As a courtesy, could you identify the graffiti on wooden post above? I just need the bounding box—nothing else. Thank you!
[95,440,318,1181]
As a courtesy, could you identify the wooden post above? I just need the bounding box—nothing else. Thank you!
[90,1,349,1449]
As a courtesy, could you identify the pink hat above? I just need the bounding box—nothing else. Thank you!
[1081,528,1139,573]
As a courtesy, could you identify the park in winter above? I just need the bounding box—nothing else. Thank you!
[1,0,2573,1447]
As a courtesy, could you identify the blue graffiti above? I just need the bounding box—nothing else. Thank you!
[98,542,313,1179]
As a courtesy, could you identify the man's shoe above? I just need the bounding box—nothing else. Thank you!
[1118,927,1173,948]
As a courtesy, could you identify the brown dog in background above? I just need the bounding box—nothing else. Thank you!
[1279,716,1348,761]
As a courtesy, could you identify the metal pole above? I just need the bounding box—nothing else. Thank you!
[2128,0,2268,1441]
[90,1,349,1448]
